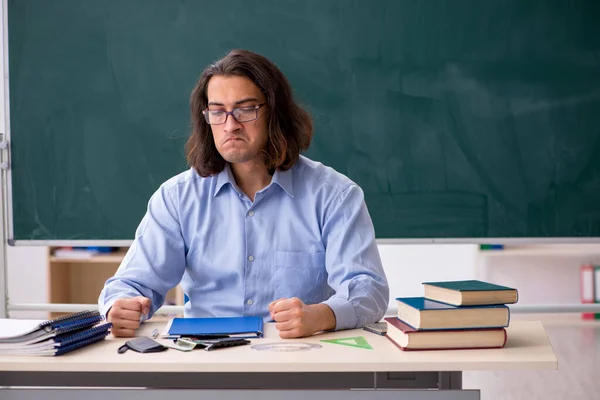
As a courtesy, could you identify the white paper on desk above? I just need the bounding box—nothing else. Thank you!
[160,319,174,338]
[0,319,45,339]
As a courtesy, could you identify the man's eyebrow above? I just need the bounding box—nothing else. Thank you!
[207,97,260,107]
[234,97,260,105]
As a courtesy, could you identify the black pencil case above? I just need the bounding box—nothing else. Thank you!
[118,337,168,354]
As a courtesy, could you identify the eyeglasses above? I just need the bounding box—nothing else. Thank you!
[202,103,266,125]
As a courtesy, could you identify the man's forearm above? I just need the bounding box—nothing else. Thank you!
[322,275,389,331]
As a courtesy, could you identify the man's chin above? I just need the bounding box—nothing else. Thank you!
[222,153,255,164]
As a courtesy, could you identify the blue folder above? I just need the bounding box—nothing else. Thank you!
[167,316,264,338]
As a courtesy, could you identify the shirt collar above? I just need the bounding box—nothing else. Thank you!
[214,163,237,197]
[271,167,294,198]
[213,163,294,198]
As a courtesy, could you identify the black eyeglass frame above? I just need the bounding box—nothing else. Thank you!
[202,103,266,125]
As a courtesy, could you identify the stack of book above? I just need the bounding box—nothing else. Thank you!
[385,280,518,351]
[0,310,112,356]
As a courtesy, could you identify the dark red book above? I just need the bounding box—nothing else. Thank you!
[384,317,507,351]
[580,264,595,320]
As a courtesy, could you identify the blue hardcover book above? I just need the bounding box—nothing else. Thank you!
[422,280,518,306]
[166,316,264,338]
[395,297,510,331]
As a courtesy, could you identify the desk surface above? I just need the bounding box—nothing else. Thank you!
[0,320,557,373]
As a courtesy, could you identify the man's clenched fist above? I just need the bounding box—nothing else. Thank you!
[107,296,151,337]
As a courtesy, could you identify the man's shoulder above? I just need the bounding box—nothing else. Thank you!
[294,155,355,192]
[159,168,211,193]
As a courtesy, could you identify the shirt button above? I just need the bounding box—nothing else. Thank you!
[248,211,254,217]
[247,299,253,305]
[248,255,254,262]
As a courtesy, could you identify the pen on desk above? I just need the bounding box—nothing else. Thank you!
[151,328,159,339]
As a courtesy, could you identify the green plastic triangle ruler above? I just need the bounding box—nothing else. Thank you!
[320,336,373,350]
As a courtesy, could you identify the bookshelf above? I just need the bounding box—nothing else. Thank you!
[47,247,184,319]
[477,244,600,313]
[478,244,600,258]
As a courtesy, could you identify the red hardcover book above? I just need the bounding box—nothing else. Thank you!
[595,266,600,320]
[384,317,507,351]
[580,264,595,320]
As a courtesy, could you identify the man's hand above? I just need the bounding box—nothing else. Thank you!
[268,297,336,338]
[107,296,151,337]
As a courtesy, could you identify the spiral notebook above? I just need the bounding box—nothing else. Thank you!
[0,310,110,355]
[0,310,104,345]
[0,322,112,356]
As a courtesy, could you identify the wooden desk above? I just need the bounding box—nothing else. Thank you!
[0,320,557,400]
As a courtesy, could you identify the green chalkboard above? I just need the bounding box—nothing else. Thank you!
[8,0,600,241]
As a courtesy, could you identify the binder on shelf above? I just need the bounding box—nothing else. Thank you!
[580,264,595,320]
[594,266,600,320]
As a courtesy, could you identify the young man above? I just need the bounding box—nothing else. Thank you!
[99,49,389,338]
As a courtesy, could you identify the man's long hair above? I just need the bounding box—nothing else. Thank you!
[186,49,313,176]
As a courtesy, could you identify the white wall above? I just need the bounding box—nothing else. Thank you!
[6,246,48,319]
[379,244,479,307]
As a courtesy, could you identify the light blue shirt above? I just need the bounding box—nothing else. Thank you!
[98,155,389,330]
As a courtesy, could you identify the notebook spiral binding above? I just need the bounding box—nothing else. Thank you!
[53,315,104,335]
[54,331,110,356]
[40,310,101,331]
[55,323,112,347]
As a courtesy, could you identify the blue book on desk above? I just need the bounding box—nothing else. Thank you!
[166,316,264,338]
[395,297,510,331]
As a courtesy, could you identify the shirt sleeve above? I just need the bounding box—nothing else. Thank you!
[321,184,390,330]
[98,184,186,319]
